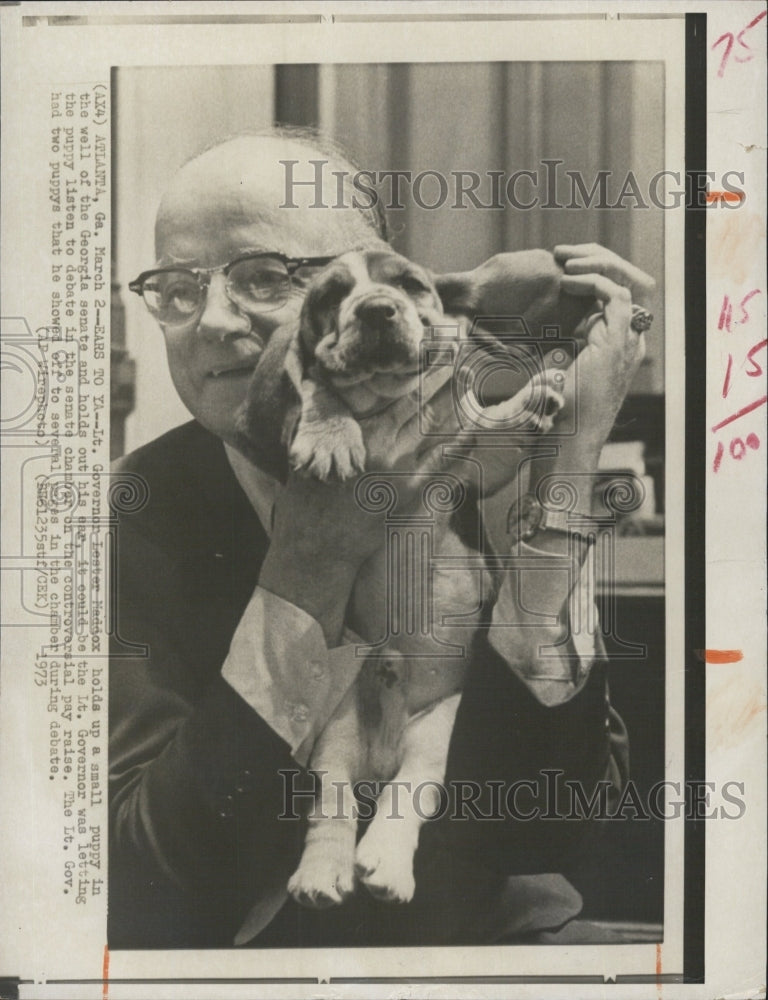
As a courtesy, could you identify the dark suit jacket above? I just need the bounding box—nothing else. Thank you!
[108,420,628,949]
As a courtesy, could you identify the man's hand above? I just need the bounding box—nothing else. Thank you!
[551,243,654,466]
[554,242,656,309]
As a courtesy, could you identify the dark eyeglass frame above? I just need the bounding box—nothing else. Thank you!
[127,251,338,321]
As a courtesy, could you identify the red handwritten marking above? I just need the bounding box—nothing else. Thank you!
[705,190,744,204]
[695,649,744,664]
[738,289,762,324]
[712,9,767,77]
[712,33,733,77]
[713,432,760,472]
[737,10,768,57]
[713,323,765,470]
[721,354,733,398]
[102,945,109,1000]
[711,395,767,433]
[746,339,767,377]
[730,437,746,459]
[717,290,760,333]
[717,296,732,331]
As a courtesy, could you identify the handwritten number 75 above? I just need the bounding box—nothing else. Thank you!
[712,10,767,79]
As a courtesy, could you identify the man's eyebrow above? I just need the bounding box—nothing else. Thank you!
[152,247,278,269]
[153,254,197,268]
[236,245,275,257]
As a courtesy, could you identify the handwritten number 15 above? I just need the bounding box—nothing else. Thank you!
[722,339,767,399]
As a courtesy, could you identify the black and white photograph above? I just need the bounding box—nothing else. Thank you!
[0,3,765,997]
[109,59,669,953]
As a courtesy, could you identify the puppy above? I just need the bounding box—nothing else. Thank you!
[238,249,573,483]
[235,248,585,908]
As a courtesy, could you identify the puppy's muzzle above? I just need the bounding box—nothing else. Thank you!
[355,295,399,333]
[333,293,422,373]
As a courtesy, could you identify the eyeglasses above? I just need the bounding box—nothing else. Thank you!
[128,252,337,328]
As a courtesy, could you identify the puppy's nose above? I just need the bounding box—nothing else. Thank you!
[356,297,398,329]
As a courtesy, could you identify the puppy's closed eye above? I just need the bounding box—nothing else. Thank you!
[314,275,353,312]
[301,274,353,348]
[394,273,431,297]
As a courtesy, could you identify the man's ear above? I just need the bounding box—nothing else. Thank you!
[233,323,303,483]
[297,289,324,357]
[283,327,306,398]
[278,332,306,453]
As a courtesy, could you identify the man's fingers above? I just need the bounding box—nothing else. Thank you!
[554,243,656,302]
[560,271,632,304]
[559,255,609,275]
[554,242,611,263]
[559,254,651,288]
[560,273,634,343]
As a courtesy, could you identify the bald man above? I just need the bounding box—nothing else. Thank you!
[109,131,648,948]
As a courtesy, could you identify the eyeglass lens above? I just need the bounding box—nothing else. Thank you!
[142,257,298,326]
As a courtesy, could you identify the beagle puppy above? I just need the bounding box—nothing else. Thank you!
[235,248,590,908]
[237,248,580,482]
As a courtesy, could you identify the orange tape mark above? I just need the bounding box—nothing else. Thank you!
[102,944,109,1000]
[695,649,744,664]
[706,190,744,203]
[656,942,663,999]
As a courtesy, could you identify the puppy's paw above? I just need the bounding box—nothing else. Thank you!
[525,367,566,433]
[355,831,416,904]
[290,416,366,481]
[288,844,356,909]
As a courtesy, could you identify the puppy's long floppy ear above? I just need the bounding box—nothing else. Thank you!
[233,323,304,483]
[434,249,594,339]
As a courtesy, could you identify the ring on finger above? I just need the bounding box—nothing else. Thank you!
[630,305,654,333]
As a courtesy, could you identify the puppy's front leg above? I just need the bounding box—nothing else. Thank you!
[287,687,361,908]
[355,693,461,903]
[289,377,366,481]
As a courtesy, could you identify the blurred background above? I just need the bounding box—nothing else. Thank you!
[112,62,666,937]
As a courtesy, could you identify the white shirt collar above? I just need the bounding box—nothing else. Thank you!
[224,443,281,536]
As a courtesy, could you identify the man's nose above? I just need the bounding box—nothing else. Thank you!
[195,273,252,342]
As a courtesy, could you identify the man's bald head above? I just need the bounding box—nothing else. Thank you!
[155,132,386,267]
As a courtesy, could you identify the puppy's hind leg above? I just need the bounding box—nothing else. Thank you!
[355,693,461,904]
[287,688,361,908]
